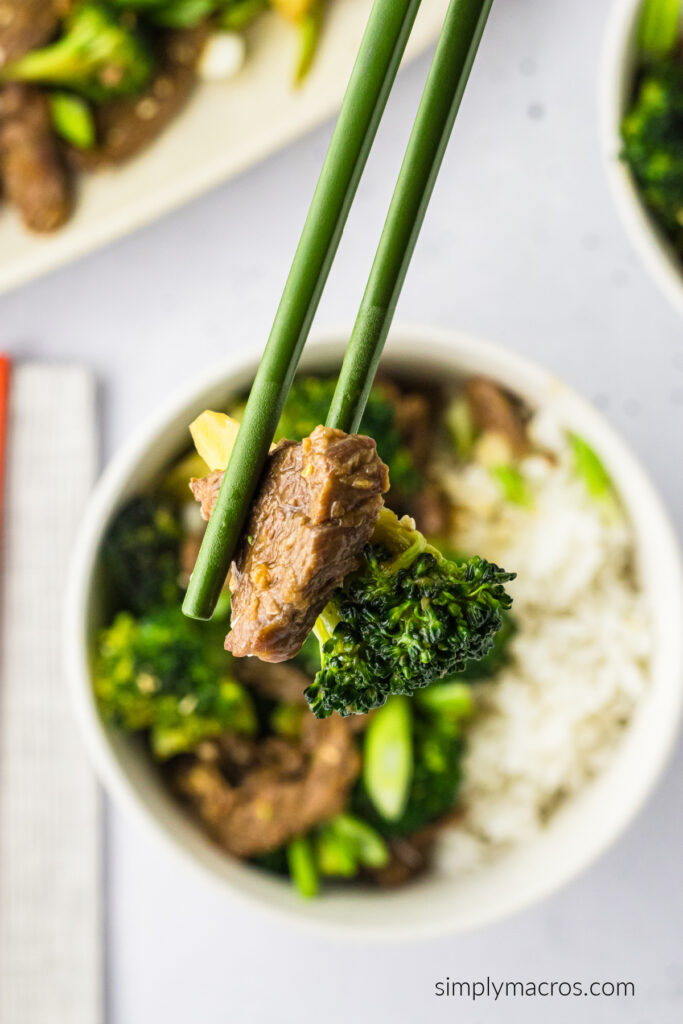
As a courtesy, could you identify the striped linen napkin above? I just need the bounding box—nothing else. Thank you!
[0,362,102,1024]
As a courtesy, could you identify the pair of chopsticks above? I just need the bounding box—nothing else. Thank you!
[184,0,494,622]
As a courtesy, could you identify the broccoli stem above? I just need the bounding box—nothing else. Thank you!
[182,0,422,621]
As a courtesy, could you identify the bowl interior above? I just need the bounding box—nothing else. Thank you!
[601,0,683,314]
[68,330,683,939]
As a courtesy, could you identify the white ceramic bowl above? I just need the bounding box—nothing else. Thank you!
[600,0,683,316]
[65,327,683,940]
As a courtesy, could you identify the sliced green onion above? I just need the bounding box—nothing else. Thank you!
[363,696,413,821]
[490,464,532,507]
[315,826,358,877]
[329,813,389,869]
[416,681,474,720]
[568,433,614,503]
[49,92,96,150]
[294,2,323,85]
[220,0,268,30]
[287,835,319,898]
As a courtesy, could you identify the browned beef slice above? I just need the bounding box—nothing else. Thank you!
[191,425,389,664]
[367,827,438,888]
[0,84,71,232]
[171,715,360,857]
[465,376,528,456]
[71,26,207,169]
[232,657,310,706]
[0,1,59,65]
[190,469,222,522]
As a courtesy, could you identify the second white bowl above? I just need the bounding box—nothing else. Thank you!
[600,0,683,316]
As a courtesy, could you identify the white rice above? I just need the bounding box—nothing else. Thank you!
[435,410,651,870]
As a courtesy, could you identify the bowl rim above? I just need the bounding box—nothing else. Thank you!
[599,0,683,317]
[65,323,683,941]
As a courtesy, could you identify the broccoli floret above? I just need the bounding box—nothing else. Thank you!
[0,3,154,102]
[104,496,182,615]
[95,606,255,759]
[304,509,515,718]
[453,608,516,681]
[621,58,683,246]
[238,376,422,495]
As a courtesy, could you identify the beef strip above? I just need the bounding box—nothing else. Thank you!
[171,714,360,857]
[0,84,71,232]
[465,376,528,457]
[232,657,310,706]
[367,826,439,888]
[376,378,451,536]
[191,425,389,663]
[71,26,207,169]
[0,0,59,65]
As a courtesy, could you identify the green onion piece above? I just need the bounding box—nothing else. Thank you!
[363,696,413,821]
[490,464,532,506]
[183,0,422,620]
[49,92,96,150]
[294,2,323,85]
[287,836,319,898]
[638,0,681,58]
[569,433,614,503]
[329,813,389,869]
[315,826,358,877]
[445,395,477,458]
[151,0,215,28]
[270,702,305,740]
[416,681,474,720]
[327,0,494,434]
[220,0,268,30]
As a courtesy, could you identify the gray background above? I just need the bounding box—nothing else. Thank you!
[2,0,682,1020]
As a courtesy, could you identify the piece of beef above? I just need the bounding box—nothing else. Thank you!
[171,714,360,857]
[376,378,436,468]
[232,657,310,706]
[367,826,439,888]
[0,1,59,65]
[0,84,71,232]
[71,26,207,169]
[410,485,451,538]
[191,425,389,663]
[465,377,528,457]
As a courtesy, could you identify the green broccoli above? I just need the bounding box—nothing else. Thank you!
[452,608,516,681]
[0,3,155,102]
[231,376,422,495]
[95,606,255,759]
[304,510,515,718]
[621,57,683,248]
[104,495,182,616]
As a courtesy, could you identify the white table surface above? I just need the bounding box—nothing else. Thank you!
[2,0,682,1020]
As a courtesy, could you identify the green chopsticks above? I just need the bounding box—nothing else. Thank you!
[183,0,493,621]
[183,0,421,620]
[327,0,493,434]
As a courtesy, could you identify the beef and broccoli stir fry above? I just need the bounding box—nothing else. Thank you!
[0,0,328,233]
[95,373,521,896]
[621,0,683,258]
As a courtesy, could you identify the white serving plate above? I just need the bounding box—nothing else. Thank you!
[0,0,448,297]
[65,326,683,940]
